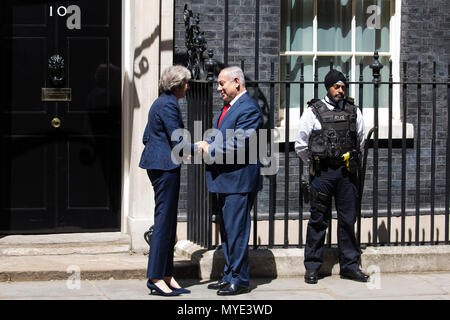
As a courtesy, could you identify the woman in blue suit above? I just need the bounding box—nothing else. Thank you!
[139,65,194,296]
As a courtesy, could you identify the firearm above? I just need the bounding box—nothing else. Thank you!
[309,155,321,177]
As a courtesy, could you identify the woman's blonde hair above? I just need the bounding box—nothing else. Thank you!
[159,65,191,94]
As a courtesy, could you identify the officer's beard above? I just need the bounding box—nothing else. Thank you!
[327,92,344,104]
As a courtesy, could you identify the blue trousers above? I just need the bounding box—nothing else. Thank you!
[146,168,180,279]
[218,192,256,288]
[304,166,360,273]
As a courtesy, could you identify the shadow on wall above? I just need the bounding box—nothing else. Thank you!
[367,220,442,245]
[122,22,173,172]
[124,23,175,111]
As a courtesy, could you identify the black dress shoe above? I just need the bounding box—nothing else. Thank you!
[340,269,370,282]
[207,280,229,290]
[304,269,319,284]
[217,283,250,296]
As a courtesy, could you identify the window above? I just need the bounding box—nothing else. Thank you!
[278,0,411,141]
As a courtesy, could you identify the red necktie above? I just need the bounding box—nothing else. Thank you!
[217,104,230,127]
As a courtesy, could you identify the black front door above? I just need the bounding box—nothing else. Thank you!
[0,1,122,234]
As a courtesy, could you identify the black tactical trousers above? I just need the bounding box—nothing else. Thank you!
[304,166,360,273]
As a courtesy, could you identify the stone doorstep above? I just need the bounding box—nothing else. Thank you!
[0,232,131,245]
[0,232,198,282]
[0,232,132,256]
[0,244,132,256]
[175,240,450,280]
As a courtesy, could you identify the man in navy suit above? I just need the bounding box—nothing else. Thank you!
[197,66,263,296]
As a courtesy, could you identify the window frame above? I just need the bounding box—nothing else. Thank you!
[277,0,411,142]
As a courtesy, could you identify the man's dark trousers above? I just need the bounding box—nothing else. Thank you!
[217,191,256,288]
[304,166,360,273]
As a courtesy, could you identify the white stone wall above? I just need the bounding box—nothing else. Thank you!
[121,0,174,253]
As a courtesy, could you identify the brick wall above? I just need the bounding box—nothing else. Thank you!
[174,0,450,220]
[174,0,281,218]
[356,0,450,215]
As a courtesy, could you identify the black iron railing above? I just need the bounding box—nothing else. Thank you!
[186,80,214,248]
[185,53,450,250]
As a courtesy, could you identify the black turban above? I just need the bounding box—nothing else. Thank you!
[324,69,347,91]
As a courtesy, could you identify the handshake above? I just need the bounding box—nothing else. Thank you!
[184,141,210,161]
[194,141,210,154]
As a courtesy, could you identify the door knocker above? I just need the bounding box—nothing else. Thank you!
[48,54,65,87]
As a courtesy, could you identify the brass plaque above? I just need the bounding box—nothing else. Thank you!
[42,88,72,101]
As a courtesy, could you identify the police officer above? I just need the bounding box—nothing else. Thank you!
[294,69,369,284]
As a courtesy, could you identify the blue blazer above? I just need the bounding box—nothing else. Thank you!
[205,92,264,194]
[139,93,193,171]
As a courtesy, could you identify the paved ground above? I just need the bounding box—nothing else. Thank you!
[0,272,448,300]
[1,233,448,314]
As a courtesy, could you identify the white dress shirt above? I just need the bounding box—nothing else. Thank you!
[294,96,366,164]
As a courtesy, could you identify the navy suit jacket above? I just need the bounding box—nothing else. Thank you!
[139,93,193,171]
[205,92,264,194]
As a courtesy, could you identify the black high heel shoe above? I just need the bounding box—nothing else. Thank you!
[147,280,180,296]
[166,283,191,294]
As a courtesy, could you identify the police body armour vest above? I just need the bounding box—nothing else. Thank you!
[308,98,358,159]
